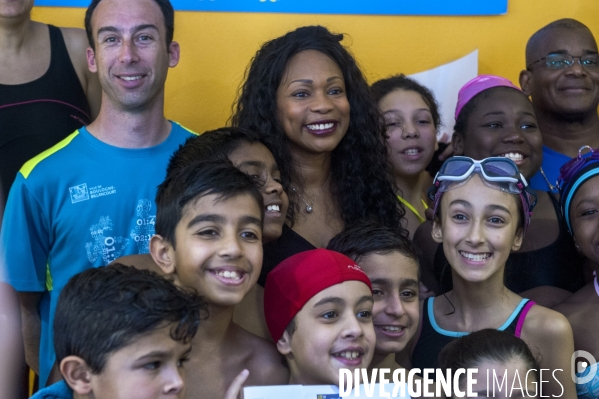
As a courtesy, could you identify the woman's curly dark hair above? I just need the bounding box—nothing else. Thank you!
[231,25,407,236]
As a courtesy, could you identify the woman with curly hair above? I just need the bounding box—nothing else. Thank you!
[232,25,406,262]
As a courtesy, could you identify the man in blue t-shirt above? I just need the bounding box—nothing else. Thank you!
[0,0,195,388]
[519,18,599,191]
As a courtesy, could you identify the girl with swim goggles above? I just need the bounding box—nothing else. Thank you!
[555,146,599,399]
[415,75,585,300]
[428,156,537,230]
[404,155,577,399]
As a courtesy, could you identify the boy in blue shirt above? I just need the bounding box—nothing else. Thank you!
[31,264,205,399]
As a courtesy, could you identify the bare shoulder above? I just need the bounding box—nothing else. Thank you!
[523,304,573,340]
[553,284,592,315]
[59,27,101,118]
[520,285,572,308]
[59,27,90,53]
[58,27,92,88]
[237,327,281,363]
[234,326,289,384]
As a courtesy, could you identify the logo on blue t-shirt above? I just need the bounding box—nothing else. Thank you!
[85,216,129,264]
[69,183,89,203]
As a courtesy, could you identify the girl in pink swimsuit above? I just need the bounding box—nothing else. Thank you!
[404,155,576,398]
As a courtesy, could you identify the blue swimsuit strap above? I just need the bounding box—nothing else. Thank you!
[427,297,530,337]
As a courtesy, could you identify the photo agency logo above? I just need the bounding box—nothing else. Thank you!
[338,368,479,398]
[338,354,597,399]
[572,350,597,385]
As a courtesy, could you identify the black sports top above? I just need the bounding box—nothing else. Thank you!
[432,192,585,293]
[0,25,90,210]
[411,297,536,370]
[259,224,316,287]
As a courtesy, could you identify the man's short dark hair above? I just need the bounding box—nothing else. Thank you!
[327,218,420,265]
[85,0,175,50]
[155,160,264,248]
[54,264,205,373]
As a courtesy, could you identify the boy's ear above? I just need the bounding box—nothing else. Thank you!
[61,356,93,395]
[150,234,176,275]
[276,330,292,356]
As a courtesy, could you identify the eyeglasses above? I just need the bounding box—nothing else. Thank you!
[428,156,537,228]
[527,53,599,70]
[558,146,599,189]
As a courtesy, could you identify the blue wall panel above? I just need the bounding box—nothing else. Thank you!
[35,0,508,16]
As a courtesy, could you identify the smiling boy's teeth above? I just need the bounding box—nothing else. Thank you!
[266,205,280,212]
[405,149,420,156]
[121,76,142,81]
[459,251,490,261]
[307,122,334,131]
[216,270,242,280]
[502,152,524,162]
[338,351,360,359]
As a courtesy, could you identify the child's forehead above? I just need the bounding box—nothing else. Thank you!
[107,325,190,361]
[229,141,272,162]
[574,174,599,199]
[359,251,419,280]
[180,192,262,222]
[442,174,516,208]
[301,281,372,310]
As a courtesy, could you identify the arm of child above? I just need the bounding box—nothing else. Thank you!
[19,291,42,373]
[0,283,26,399]
[521,305,576,399]
[224,369,249,399]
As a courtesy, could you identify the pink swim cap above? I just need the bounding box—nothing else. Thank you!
[455,75,522,120]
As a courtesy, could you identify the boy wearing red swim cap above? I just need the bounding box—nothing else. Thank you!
[264,249,376,385]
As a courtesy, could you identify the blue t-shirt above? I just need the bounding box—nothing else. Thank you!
[529,146,570,191]
[0,121,195,387]
[529,145,592,192]
[30,381,72,399]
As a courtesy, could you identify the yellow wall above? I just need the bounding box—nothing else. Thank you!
[32,0,599,133]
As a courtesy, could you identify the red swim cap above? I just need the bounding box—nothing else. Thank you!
[264,249,372,342]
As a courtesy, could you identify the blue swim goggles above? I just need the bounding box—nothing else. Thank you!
[428,156,537,229]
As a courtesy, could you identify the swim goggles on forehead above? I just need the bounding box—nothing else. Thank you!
[429,156,528,196]
[557,145,599,190]
[428,156,537,227]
